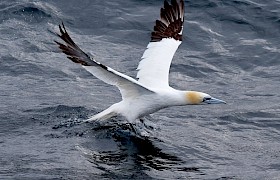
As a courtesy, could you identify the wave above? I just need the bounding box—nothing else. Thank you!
[0,1,60,23]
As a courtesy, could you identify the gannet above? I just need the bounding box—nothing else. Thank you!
[55,0,226,125]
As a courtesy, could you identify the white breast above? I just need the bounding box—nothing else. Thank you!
[116,88,186,122]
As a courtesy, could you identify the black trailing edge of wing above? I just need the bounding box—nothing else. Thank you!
[151,0,184,42]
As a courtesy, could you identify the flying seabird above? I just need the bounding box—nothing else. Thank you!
[55,0,226,125]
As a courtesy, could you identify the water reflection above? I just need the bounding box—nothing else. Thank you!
[30,106,203,178]
[80,122,201,178]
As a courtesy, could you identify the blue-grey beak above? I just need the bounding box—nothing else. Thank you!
[203,97,226,104]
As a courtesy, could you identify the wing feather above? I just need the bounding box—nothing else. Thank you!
[136,0,184,89]
[55,23,153,99]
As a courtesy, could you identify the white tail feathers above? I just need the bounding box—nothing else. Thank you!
[84,105,117,123]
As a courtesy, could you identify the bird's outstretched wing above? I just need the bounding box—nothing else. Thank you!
[136,0,184,89]
[55,23,153,99]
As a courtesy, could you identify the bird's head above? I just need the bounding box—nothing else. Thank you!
[185,91,226,105]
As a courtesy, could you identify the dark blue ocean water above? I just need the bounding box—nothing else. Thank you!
[0,0,280,179]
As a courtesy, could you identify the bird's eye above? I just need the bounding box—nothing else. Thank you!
[203,97,211,102]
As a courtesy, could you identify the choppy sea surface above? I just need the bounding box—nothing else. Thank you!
[1,0,280,179]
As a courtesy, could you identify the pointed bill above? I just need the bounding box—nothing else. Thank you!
[204,97,226,104]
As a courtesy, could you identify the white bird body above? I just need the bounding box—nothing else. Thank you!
[55,0,226,125]
[104,88,186,123]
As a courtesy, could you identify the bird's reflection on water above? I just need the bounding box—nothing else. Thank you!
[32,106,203,178]
[80,121,201,178]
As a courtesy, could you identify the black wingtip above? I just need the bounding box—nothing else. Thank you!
[61,22,66,32]
[55,22,97,67]
[54,40,60,45]
[151,0,184,42]
[58,22,66,36]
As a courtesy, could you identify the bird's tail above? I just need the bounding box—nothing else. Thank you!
[84,104,118,122]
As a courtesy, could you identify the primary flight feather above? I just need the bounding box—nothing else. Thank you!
[55,0,226,124]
